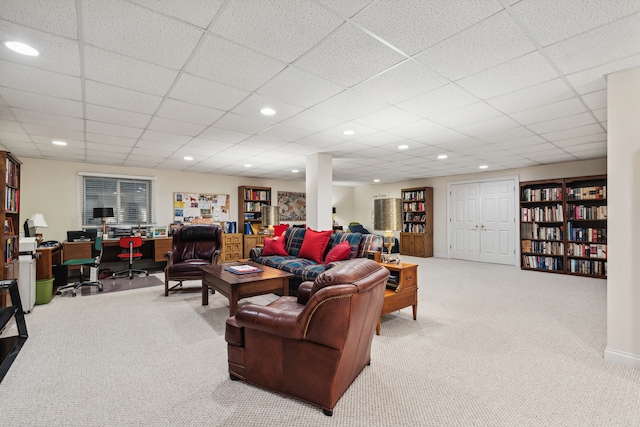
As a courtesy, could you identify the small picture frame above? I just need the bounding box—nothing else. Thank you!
[5,218,14,235]
[154,226,167,237]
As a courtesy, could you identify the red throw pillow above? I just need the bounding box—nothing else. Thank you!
[261,237,288,256]
[324,241,352,264]
[273,223,290,237]
[298,228,332,263]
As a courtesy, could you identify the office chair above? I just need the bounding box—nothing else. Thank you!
[57,237,104,297]
[112,236,149,280]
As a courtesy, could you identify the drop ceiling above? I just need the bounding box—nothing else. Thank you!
[0,0,637,186]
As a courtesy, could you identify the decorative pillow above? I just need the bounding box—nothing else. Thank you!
[261,236,288,256]
[298,228,332,263]
[324,241,352,264]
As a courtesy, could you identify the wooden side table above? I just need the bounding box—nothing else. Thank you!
[377,262,418,334]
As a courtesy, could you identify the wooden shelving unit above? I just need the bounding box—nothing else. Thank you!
[399,187,433,257]
[520,175,607,278]
[238,186,271,233]
[1,151,20,282]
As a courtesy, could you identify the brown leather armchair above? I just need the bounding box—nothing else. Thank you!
[164,224,222,296]
[225,258,389,416]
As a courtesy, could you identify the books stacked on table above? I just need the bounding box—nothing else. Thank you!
[224,264,262,274]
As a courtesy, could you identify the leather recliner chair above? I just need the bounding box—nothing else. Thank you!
[164,224,222,296]
[225,258,389,416]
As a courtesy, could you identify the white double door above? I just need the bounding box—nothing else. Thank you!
[449,179,516,265]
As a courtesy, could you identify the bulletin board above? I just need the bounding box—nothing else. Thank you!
[173,192,230,224]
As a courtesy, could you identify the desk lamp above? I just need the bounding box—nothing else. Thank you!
[261,205,280,237]
[93,207,114,237]
[373,198,402,262]
[29,213,48,245]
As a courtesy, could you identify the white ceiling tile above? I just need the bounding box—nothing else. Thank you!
[147,117,206,137]
[565,54,640,95]
[541,124,603,142]
[130,0,224,29]
[85,81,162,115]
[186,138,234,152]
[86,142,132,153]
[0,119,22,133]
[0,130,31,142]
[212,0,344,63]
[0,60,82,100]
[259,124,314,142]
[84,46,178,96]
[238,136,289,150]
[294,23,405,87]
[187,35,287,92]
[581,90,607,110]
[457,52,558,99]
[552,133,607,148]
[352,106,421,131]
[476,126,534,144]
[279,110,344,133]
[510,97,587,125]
[573,148,607,160]
[86,133,137,147]
[417,11,535,81]
[0,20,80,75]
[230,94,304,124]
[86,104,151,128]
[22,123,83,140]
[213,113,274,135]
[490,135,546,150]
[257,67,346,109]
[397,84,479,118]
[320,122,378,140]
[0,87,83,118]
[352,131,402,146]
[82,0,203,68]
[455,115,520,137]
[316,0,373,18]
[386,119,447,139]
[139,130,191,145]
[198,127,250,143]
[352,60,448,105]
[592,108,607,123]
[412,129,468,145]
[511,0,640,46]
[352,0,502,55]
[155,99,224,126]
[429,102,503,129]
[295,133,342,148]
[0,0,78,38]
[311,90,387,121]
[12,108,83,131]
[487,78,574,113]
[86,150,128,160]
[132,141,177,154]
[170,74,250,111]
[86,121,144,139]
[527,112,596,135]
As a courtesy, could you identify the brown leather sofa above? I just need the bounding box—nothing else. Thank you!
[225,258,389,416]
[164,224,222,296]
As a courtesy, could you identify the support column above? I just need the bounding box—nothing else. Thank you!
[605,67,640,369]
[306,153,333,230]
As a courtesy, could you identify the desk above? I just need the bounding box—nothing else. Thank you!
[62,237,173,264]
[36,244,62,280]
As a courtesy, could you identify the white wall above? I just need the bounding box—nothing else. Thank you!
[605,67,640,368]
[352,158,607,257]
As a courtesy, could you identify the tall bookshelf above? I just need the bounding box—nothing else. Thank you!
[238,185,271,234]
[1,151,20,281]
[520,175,606,278]
[399,187,433,257]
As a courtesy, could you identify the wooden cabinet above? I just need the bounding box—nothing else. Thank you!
[221,233,242,263]
[152,238,172,262]
[520,175,607,278]
[243,234,265,259]
[399,187,433,257]
[1,152,21,302]
[377,262,418,335]
[238,186,271,233]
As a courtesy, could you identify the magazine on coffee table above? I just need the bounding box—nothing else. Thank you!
[224,264,263,274]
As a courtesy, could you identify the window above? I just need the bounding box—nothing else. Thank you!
[78,172,157,228]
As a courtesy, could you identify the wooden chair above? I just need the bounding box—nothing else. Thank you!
[112,236,148,280]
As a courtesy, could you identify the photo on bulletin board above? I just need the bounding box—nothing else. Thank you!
[173,192,230,224]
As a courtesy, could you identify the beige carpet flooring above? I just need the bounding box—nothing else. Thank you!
[0,257,638,426]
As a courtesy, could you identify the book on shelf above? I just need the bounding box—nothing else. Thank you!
[224,264,262,274]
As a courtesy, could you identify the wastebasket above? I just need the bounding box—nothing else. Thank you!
[35,278,54,305]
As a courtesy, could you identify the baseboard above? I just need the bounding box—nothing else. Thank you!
[604,347,640,369]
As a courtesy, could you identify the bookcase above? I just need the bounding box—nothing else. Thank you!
[237,186,272,233]
[520,175,607,278]
[1,151,20,282]
[399,187,433,257]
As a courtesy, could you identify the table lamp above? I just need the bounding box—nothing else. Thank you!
[29,213,48,245]
[261,205,280,236]
[93,207,114,237]
[373,198,402,261]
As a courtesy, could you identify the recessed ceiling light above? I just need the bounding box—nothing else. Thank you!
[4,41,39,56]
[183,156,194,161]
[479,165,488,169]
[52,140,67,146]
[291,169,299,173]
[398,144,409,150]
[260,107,276,116]
[343,130,355,136]
[244,164,252,168]
[437,154,448,159]
[374,179,380,183]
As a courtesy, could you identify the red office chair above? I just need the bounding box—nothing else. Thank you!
[112,236,149,280]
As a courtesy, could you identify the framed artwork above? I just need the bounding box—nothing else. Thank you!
[173,192,230,224]
[277,191,306,221]
[154,227,168,237]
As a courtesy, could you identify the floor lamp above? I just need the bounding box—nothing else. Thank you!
[373,198,402,263]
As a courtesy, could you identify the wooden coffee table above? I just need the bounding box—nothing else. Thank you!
[201,262,293,316]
